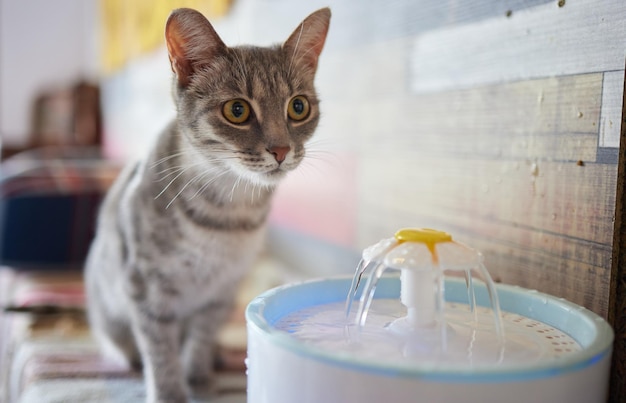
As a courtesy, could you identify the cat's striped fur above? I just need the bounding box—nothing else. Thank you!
[85,8,330,402]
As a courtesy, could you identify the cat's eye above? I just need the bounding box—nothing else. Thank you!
[223,99,251,124]
[287,96,310,121]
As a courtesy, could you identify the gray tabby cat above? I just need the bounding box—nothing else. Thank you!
[85,7,330,402]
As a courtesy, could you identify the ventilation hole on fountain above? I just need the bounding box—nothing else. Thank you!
[487,309,582,359]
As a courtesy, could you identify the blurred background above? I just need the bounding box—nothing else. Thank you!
[1,0,625,399]
[2,0,626,314]
[2,0,625,314]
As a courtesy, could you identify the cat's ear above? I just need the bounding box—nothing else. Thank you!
[165,8,227,87]
[283,8,331,73]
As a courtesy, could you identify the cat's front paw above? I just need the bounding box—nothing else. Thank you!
[148,390,188,403]
[183,349,215,398]
[188,377,217,400]
[146,381,189,403]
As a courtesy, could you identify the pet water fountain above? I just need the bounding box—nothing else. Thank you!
[246,229,614,403]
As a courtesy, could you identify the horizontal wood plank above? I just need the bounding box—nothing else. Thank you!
[411,0,626,92]
[337,73,604,162]
[358,155,617,244]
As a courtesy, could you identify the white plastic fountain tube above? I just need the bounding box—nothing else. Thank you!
[400,267,438,327]
[246,276,613,403]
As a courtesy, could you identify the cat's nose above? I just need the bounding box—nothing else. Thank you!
[267,146,291,163]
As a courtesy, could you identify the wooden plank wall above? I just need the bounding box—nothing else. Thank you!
[609,76,626,403]
[215,0,625,400]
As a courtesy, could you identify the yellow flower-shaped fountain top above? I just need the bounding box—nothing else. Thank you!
[348,228,502,339]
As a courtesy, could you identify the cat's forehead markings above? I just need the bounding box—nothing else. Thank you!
[249,99,263,123]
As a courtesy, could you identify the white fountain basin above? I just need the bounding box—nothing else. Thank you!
[246,276,613,403]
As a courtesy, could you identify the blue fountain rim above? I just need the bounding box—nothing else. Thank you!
[245,276,614,383]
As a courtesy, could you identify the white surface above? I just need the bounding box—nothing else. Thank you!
[400,268,437,327]
[599,70,625,149]
[247,323,610,403]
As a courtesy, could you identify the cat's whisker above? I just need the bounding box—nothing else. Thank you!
[154,153,238,181]
[303,152,341,168]
[154,162,219,201]
[256,181,263,202]
[229,175,243,202]
[305,138,339,152]
[254,183,261,203]
[154,166,195,200]
[248,180,268,204]
[154,161,206,181]
[294,156,330,180]
[154,164,187,176]
[155,166,186,181]
[185,170,216,200]
[190,169,229,200]
[151,152,185,167]
[303,143,344,169]
[250,182,256,204]
[151,149,200,168]
[166,169,210,209]
[244,177,252,201]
